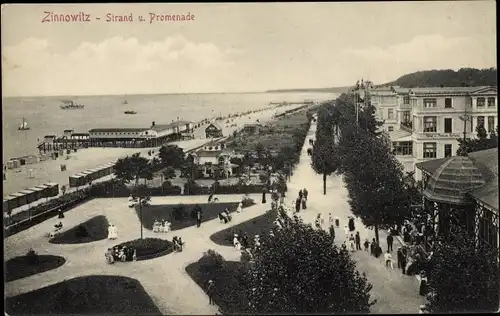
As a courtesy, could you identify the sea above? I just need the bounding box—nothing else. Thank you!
[2,92,336,161]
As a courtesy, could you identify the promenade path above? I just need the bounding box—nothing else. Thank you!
[5,193,270,315]
[281,120,426,313]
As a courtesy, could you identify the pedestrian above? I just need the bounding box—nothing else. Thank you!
[387,234,394,252]
[315,213,322,229]
[355,231,361,250]
[262,189,267,204]
[303,188,308,201]
[349,234,355,251]
[328,213,334,226]
[301,197,307,209]
[207,280,216,305]
[329,225,335,243]
[344,224,349,239]
[397,247,404,270]
[335,216,340,228]
[384,250,394,269]
[208,193,214,203]
[298,190,303,200]
[295,198,301,213]
[363,239,369,251]
[195,204,202,228]
[401,247,408,274]
[348,216,355,232]
[419,271,428,296]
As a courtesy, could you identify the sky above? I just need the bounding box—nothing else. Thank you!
[1,2,497,97]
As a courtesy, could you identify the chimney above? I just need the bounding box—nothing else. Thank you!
[152,121,155,127]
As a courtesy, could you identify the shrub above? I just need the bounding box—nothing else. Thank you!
[26,248,39,265]
[241,197,256,208]
[199,249,225,275]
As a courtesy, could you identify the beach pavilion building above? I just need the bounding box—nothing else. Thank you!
[88,121,193,148]
[416,148,498,256]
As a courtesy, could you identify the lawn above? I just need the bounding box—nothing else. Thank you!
[210,209,278,247]
[5,255,66,282]
[185,259,248,314]
[5,275,162,315]
[136,202,239,231]
[226,110,310,154]
[49,215,109,244]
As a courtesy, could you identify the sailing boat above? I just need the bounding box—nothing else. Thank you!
[18,117,30,130]
[123,100,128,104]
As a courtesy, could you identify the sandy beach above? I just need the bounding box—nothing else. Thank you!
[3,103,304,197]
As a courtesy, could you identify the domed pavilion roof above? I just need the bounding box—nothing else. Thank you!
[421,155,486,205]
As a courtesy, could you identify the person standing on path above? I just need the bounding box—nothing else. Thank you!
[262,189,267,204]
[207,280,216,305]
[298,190,303,200]
[295,198,301,213]
[387,234,394,252]
[328,213,334,227]
[355,231,361,250]
[303,188,308,201]
[348,216,355,232]
[301,196,307,209]
[195,204,202,228]
[329,224,335,243]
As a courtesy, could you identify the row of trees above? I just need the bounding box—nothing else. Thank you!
[312,92,499,313]
[312,93,412,243]
[457,124,498,155]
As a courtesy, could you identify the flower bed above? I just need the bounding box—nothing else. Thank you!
[114,238,174,261]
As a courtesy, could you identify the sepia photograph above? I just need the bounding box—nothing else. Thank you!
[2,2,498,315]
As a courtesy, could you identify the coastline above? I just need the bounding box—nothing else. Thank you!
[3,103,306,199]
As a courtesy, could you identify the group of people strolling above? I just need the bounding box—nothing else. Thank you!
[105,245,136,264]
[295,188,308,212]
[218,208,232,224]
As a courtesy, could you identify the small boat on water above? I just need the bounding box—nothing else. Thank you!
[123,100,128,104]
[18,117,30,130]
[60,100,84,110]
[124,110,137,114]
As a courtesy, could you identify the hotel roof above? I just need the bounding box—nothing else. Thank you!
[206,122,223,130]
[392,86,496,95]
[89,128,148,133]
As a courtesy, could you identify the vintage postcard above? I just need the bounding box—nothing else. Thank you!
[2,2,498,315]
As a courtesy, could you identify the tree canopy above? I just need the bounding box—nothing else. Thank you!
[384,67,497,88]
[113,153,153,186]
[425,224,499,313]
[456,124,498,155]
[158,144,185,168]
[244,221,375,314]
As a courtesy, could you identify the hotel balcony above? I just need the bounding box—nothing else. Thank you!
[400,121,413,133]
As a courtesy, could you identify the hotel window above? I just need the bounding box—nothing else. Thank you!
[403,111,411,123]
[423,98,437,108]
[444,144,453,158]
[403,96,410,104]
[423,142,437,158]
[487,97,495,107]
[423,116,437,132]
[488,116,495,132]
[393,141,413,156]
[388,126,394,132]
[477,97,485,107]
[477,116,485,128]
[444,118,453,133]
[445,98,452,108]
[388,109,394,120]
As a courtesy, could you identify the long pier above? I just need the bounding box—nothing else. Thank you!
[269,101,314,105]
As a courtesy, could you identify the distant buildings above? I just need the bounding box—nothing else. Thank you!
[205,122,223,138]
[187,141,239,178]
[368,84,498,180]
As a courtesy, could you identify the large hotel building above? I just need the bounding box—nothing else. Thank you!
[366,84,498,181]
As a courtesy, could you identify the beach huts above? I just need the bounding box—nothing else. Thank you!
[3,182,59,214]
[69,162,115,188]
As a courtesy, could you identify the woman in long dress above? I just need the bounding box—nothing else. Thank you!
[107,225,113,240]
[233,234,241,251]
[109,224,118,240]
[236,202,243,213]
